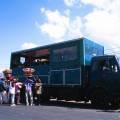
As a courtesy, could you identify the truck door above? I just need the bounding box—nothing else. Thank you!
[100,58,118,86]
[91,56,120,92]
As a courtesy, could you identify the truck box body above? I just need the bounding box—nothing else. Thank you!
[48,38,104,85]
[11,38,104,86]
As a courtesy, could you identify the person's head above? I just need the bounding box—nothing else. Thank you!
[23,67,35,77]
[3,69,12,77]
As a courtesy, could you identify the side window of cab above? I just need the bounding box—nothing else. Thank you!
[91,56,119,72]
[109,59,118,72]
[91,59,108,71]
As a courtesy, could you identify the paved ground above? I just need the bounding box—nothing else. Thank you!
[0,101,120,120]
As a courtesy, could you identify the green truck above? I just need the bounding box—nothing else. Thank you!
[10,37,120,106]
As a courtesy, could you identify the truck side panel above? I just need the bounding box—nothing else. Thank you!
[84,38,104,65]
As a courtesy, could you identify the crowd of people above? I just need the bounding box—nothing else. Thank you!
[0,68,42,106]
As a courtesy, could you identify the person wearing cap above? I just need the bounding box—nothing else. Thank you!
[3,69,16,104]
[23,67,35,106]
[3,69,13,81]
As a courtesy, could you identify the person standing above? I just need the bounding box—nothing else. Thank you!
[9,82,16,106]
[34,79,42,105]
[24,78,34,106]
[15,81,23,105]
[3,69,16,104]
[23,68,35,106]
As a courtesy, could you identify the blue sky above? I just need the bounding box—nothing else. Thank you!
[1,0,120,71]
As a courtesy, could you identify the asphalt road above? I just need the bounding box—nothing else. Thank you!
[0,101,120,120]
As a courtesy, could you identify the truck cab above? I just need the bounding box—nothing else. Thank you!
[90,55,120,106]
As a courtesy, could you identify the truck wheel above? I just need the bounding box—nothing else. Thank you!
[40,95,50,103]
[111,97,120,108]
[91,89,109,108]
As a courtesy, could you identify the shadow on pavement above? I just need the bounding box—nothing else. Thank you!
[40,100,120,112]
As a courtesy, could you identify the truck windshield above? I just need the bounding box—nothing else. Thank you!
[115,55,120,67]
[118,60,120,67]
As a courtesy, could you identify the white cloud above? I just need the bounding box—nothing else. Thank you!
[37,9,83,42]
[81,0,120,55]
[64,0,76,6]
[81,0,112,10]
[67,16,83,39]
[64,0,81,7]
[84,10,120,41]
[21,42,38,49]
[40,7,45,13]
[40,10,69,40]
[37,0,120,55]
[64,9,70,16]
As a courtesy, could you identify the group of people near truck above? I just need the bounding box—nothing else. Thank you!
[0,68,42,106]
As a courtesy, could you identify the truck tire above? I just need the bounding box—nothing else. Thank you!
[91,89,109,108]
[111,97,120,108]
[40,95,50,103]
[40,87,50,103]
